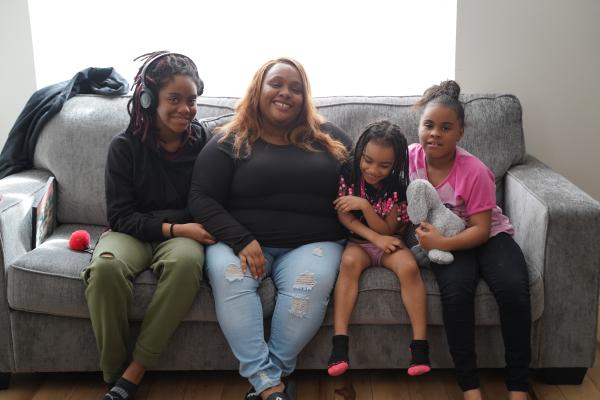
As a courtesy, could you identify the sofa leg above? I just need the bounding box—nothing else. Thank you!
[0,373,10,389]
[538,368,587,384]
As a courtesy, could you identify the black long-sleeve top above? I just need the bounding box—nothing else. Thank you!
[106,121,209,242]
[188,123,352,254]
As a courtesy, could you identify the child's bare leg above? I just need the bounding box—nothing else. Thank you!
[333,245,371,335]
[382,248,427,340]
[382,248,430,376]
[328,244,371,376]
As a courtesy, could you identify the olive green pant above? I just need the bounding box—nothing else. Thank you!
[82,231,204,383]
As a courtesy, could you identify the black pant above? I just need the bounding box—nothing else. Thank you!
[431,233,531,392]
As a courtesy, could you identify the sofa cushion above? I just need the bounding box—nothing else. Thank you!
[32,96,237,226]
[32,95,523,227]
[7,224,274,321]
[314,94,525,207]
[8,224,542,326]
[321,263,543,326]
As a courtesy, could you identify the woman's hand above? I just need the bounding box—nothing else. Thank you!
[415,222,444,250]
[334,196,369,213]
[373,235,404,253]
[238,240,266,280]
[173,223,217,245]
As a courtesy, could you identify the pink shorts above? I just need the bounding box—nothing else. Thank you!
[348,241,385,267]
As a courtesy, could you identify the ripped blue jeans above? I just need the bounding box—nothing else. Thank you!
[205,241,343,394]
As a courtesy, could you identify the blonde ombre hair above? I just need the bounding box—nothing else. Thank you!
[217,57,347,160]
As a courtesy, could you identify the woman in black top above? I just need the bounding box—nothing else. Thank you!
[189,58,351,400]
[82,51,214,400]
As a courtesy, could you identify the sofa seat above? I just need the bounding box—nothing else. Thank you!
[7,224,275,321]
[8,224,543,326]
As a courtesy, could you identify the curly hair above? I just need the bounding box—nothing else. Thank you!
[217,57,347,161]
[127,51,203,142]
[415,80,465,127]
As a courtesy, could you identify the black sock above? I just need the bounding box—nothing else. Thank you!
[328,334,349,366]
[409,340,430,365]
[103,377,138,400]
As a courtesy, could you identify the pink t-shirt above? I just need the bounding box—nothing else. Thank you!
[408,143,513,238]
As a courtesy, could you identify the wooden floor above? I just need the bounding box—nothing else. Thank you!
[2,312,600,400]
[1,350,599,400]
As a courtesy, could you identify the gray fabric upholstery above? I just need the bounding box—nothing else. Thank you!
[9,311,238,372]
[322,264,543,327]
[7,224,544,326]
[8,224,275,321]
[32,95,522,227]
[1,94,599,374]
[33,96,237,226]
[314,94,525,206]
[0,169,53,372]
[506,156,600,367]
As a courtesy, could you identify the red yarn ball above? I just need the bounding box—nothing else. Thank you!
[69,230,91,251]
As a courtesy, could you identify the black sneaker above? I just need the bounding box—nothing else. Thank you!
[244,386,260,400]
[248,379,296,400]
[265,393,289,400]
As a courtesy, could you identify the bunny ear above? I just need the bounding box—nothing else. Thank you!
[406,181,429,223]
[423,181,444,208]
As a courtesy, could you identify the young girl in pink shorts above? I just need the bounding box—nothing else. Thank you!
[327,121,430,377]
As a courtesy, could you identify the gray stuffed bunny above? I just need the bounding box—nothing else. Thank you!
[406,179,466,265]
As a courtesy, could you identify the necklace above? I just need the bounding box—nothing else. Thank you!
[338,176,398,217]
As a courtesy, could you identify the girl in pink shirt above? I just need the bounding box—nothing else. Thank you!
[411,81,530,400]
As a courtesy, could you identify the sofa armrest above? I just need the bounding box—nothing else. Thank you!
[505,155,600,368]
[0,169,53,372]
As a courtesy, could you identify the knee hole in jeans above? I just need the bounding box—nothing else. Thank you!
[288,272,317,318]
[289,294,309,318]
[292,271,316,291]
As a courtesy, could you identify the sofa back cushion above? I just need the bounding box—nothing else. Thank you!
[315,94,525,206]
[33,94,524,226]
[33,95,236,225]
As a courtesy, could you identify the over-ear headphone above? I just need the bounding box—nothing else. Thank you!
[139,52,204,109]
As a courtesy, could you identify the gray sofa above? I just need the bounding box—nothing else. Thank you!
[1,94,599,388]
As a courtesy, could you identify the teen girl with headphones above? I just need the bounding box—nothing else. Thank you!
[81,51,214,400]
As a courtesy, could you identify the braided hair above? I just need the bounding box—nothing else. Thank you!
[127,51,202,142]
[415,80,464,127]
[347,120,410,205]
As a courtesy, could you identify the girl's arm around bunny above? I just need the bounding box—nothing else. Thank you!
[416,210,491,251]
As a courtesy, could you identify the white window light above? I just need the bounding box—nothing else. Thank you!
[28,0,456,96]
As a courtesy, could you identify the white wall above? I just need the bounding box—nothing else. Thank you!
[0,0,36,148]
[456,0,600,201]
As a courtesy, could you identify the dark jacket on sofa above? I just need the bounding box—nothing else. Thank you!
[0,67,129,179]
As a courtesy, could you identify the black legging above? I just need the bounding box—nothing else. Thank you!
[431,232,531,392]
